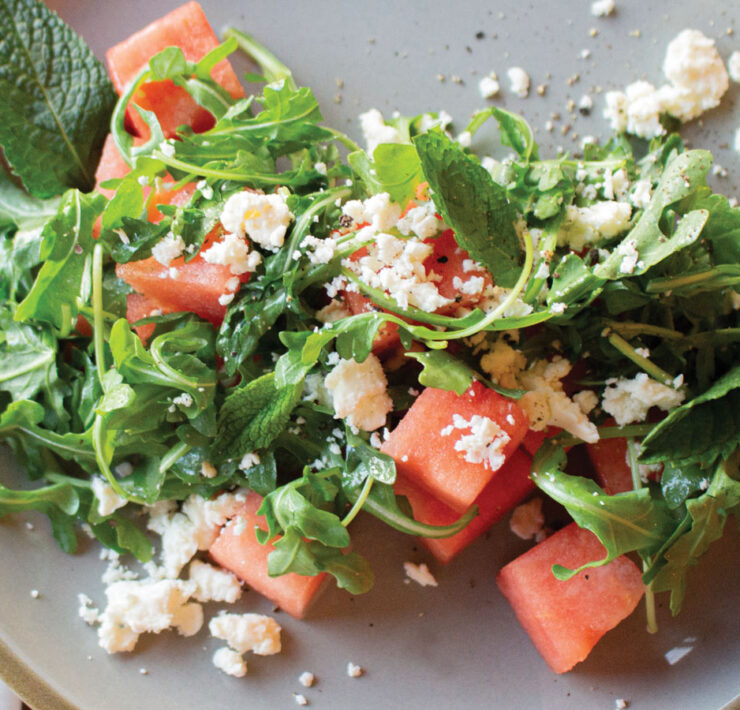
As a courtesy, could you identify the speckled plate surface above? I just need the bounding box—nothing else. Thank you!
[2,1,740,708]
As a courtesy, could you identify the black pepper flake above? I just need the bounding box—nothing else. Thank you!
[436,255,449,263]
[475,31,485,39]
[338,214,353,228]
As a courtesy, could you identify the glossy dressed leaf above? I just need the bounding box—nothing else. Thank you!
[343,431,396,489]
[414,130,522,288]
[0,0,116,196]
[640,365,740,466]
[405,350,474,396]
[210,372,302,464]
[531,445,676,578]
[348,143,423,205]
[490,107,538,162]
[0,170,60,230]
[650,464,740,614]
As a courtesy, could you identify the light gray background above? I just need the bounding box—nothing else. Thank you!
[1,1,739,708]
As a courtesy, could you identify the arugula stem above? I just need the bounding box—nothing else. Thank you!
[626,437,658,634]
[603,320,684,341]
[92,243,106,387]
[341,475,374,527]
[646,266,740,293]
[523,229,557,304]
[75,298,118,323]
[606,331,675,386]
[149,336,203,394]
[224,27,297,91]
[159,441,192,474]
[325,128,362,153]
[92,414,143,503]
[58,303,72,338]
[151,151,286,184]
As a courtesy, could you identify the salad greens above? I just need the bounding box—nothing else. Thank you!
[0,0,738,629]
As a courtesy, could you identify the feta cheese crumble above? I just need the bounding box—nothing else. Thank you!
[479,72,501,99]
[440,413,511,471]
[507,67,530,98]
[202,232,261,275]
[359,108,401,154]
[728,51,740,83]
[209,612,282,655]
[601,373,686,425]
[151,233,185,267]
[557,202,633,250]
[188,560,242,603]
[403,561,438,587]
[509,498,545,540]
[346,662,364,678]
[212,647,247,677]
[325,355,393,431]
[220,191,294,251]
[299,671,316,687]
[91,477,128,517]
[590,0,615,17]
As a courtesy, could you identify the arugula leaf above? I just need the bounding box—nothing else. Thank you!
[15,190,105,329]
[490,107,538,162]
[210,372,303,464]
[660,462,708,510]
[0,0,116,196]
[0,170,61,230]
[531,445,676,579]
[343,431,396,489]
[595,151,712,280]
[405,350,474,396]
[414,130,522,288]
[649,463,740,614]
[348,143,423,205]
[640,365,740,467]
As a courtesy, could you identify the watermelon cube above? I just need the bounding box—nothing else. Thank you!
[106,1,245,139]
[395,448,534,563]
[209,492,327,619]
[381,381,528,512]
[496,522,644,673]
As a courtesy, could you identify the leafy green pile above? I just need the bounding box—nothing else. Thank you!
[0,1,737,623]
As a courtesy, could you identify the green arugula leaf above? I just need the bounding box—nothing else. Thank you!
[405,350,474,396]
[348,143,423,205]
[490,107,538,162]
[0,170,61,230]
[0,0,116,196]
[640,365,740,467]
[414,130,522,288]
[210,372,303,464]
[649,463,740,614]
[343,431,396,489]
[15,189,105,329]
[531,445,676,579]
[660,462,708,510]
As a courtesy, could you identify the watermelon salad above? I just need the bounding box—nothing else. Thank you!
[0,0,738,682]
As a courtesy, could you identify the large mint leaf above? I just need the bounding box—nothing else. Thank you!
[414,130,522,288]
[210,372,303,464]
[0,0,116,196]
[640,365,740,466]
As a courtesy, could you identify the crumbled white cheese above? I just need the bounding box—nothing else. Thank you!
[188,560,242,603]
[212,646,247,677]
[172,392,193,408]
[403,561,438,587]
[200,461,218,478]
[480,339,528,390]
[359,108,401,154]
[440,413,511,471]
[209,612,282,656]
[590,0,615,17]
[325,355,392,431]
[151,233,186,267]
[315,299,351,323]
[630,179,653,208]
[239,452,261,471]
[602,373,686,425]
[557,202,633,250]
[573,390,599,414]
[617,238,640,274]
[299,671,316,687]
[91,477,128,518]
[220,191,294,251]
[509,498,545,540]
[346,662,364,678]
[97,579,202,653]
[396,200,442,240]
[507,67,530,98]
[457,130,472,147]
[300,235,338,264]
[729,51,740,83]
[615,699,630,710]
[294,694,308,706]
[452,275,486,296]
[479,72,500,99]
[201,233,261,275]
[147,511,199,580]
[78,593,101,626]
[342,192,402,232]
[181,492,244,550]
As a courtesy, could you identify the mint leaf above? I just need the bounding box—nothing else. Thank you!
[650,463,740,614]
[414,130,522,288]
[0,0,116,196]
[210,372,302,464]
[531,445,676,579]
[348,143,423,205]
[640,365,740,467]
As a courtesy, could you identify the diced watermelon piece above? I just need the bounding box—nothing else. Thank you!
[106,1,245,139]
[586,419,634,495]
[126,293,172,343]
[209,492,327,619]
[147,180,198,223]
[116,228,241,326]
[423,228,493,314]
[496,522,644,673]
[395,448,534,563]
[342,290,402,354]
[381,381,529,512]
[95,133,136,199]
[521,426,564,458]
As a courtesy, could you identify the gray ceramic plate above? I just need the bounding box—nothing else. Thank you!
[2,1,740,708]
